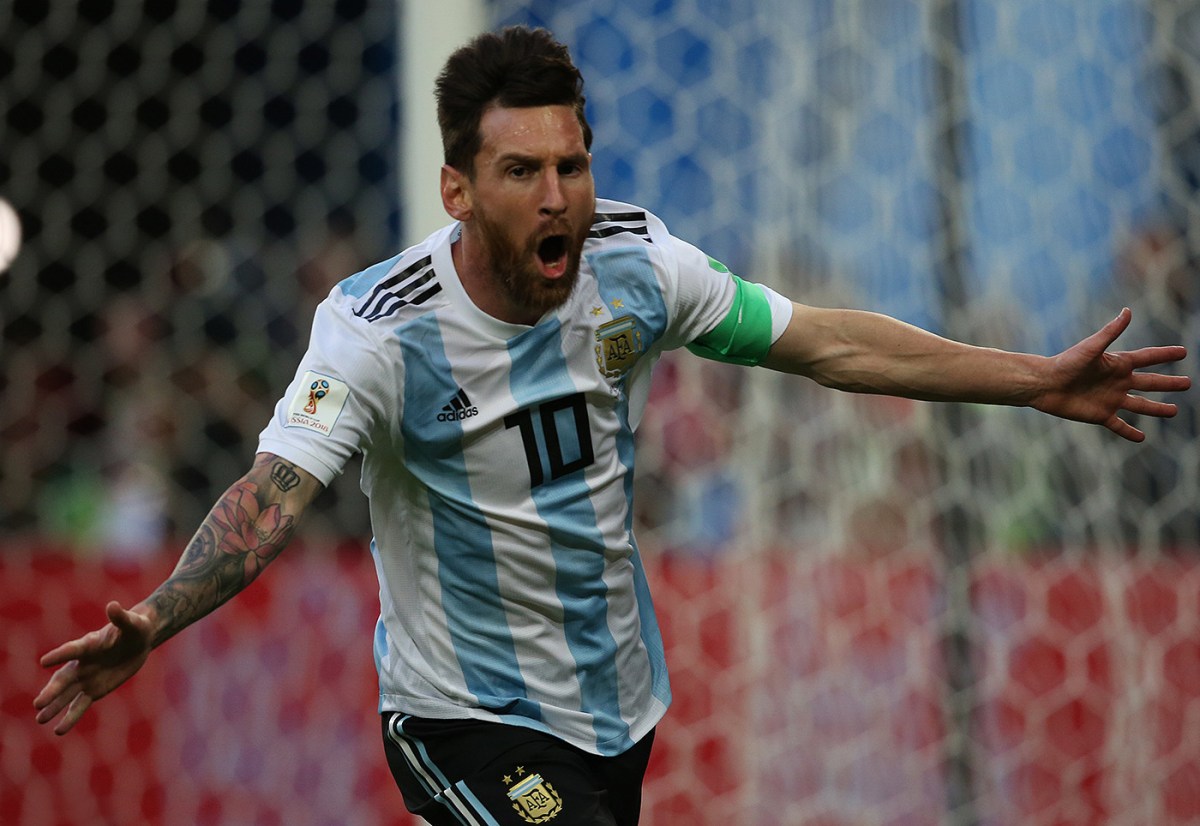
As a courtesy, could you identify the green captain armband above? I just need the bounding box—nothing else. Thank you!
[687,265,777,366]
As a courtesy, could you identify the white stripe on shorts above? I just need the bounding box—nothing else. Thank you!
[386,713,502,826]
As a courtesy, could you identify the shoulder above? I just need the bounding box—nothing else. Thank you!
[585,200,697,289]
[332,224,455,327]
[586,199,672,249]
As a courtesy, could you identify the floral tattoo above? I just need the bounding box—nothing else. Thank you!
[146,456,299,646]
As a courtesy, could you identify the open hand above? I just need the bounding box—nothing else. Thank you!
[34,601,154,735]
[1033,308,1191,442]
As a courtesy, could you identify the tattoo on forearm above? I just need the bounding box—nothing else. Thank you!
[147,471,296,646]
[270,461,301,492]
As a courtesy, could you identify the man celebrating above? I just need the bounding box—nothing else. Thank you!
[36,26,1189,825]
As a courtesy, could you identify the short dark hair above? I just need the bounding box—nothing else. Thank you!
[435,26,592,176]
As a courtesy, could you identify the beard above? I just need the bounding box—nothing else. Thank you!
[474,205,590,319]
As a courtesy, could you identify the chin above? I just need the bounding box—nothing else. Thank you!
[526,269,579,315]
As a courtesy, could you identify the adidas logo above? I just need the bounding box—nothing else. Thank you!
[437,387,479,422]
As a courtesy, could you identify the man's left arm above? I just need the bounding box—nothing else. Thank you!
[760,303,1190,443]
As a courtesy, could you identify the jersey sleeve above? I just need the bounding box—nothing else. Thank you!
[257,293,395,487]
[657,234,793,354]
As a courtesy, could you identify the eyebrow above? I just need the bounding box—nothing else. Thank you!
[494,151,589,167]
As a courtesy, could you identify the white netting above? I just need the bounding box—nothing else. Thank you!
[492,2,1200,824]
[4,1,1200,824]
[494,0,1199,557]
[1,0,394,548]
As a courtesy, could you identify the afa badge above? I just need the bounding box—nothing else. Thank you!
[595,315,643,378]
[506,772,562,823]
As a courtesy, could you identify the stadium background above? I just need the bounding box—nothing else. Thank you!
[2,1,1199,824]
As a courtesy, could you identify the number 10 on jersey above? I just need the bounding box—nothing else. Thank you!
[504,393,595,488]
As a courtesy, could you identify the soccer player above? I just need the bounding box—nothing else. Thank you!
[35,26,1190,826]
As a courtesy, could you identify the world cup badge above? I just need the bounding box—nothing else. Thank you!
[305,378,330,414]
[506,772,562,823]
[285,371,349,436]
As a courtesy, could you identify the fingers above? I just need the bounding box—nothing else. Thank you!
[40,637,90,669]
[35,603,150,736]
[1107,392,1181,441]
[1092,307,1132,350]
[39,623,112,668]
[1130,371,1192,393]
[106,600,138,631]
[106,601,154,645]
[57,693,93,735]
[33,660,78,712]
[1127,345,1189,370]
[41,604,137,669]
[34,685,77,725]
[37,689,94,736]
[33,660,87,734]
[1106,415,1145,443]
[1123,394,1178,418]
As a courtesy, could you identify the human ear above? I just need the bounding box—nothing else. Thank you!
[441,165,472,221]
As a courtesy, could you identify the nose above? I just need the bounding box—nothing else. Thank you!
[539,170,567,216]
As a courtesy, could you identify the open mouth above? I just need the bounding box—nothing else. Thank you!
[536,234,568,277]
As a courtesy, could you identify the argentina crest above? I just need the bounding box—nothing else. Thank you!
[595,315,643,378]
[506,772,563,823]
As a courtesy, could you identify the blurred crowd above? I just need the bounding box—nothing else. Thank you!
[1,212,374,555]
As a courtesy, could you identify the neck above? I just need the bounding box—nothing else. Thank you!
[451,228,538,326]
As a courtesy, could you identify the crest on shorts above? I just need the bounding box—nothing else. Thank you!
[595,315,643,378]
[506,772,562,823]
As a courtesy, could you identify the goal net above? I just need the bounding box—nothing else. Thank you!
[492,1,1200,824]
[3,1,1199,825]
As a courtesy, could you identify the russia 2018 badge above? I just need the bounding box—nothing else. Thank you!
[285,371,349,436]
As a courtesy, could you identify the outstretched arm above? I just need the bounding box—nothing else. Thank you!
[762,305,1190,442]
[34,452,324,734]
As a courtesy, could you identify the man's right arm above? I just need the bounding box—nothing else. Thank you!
[34,452,324,734]
[141,452,324,647]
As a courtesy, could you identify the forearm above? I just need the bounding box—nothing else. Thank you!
[762,304,1047,405]
[135,453,319,648]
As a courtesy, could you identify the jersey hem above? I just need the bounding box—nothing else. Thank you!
[256,438,342,487]
[377,694,669,757]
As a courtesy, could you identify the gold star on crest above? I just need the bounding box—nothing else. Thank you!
[611,298,624,309]
[590,306,604,316]
[502,774,512,785]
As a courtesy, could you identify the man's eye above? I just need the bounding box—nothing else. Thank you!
[509,166,529,178]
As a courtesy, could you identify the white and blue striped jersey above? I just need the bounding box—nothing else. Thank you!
[258,199,792,755]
